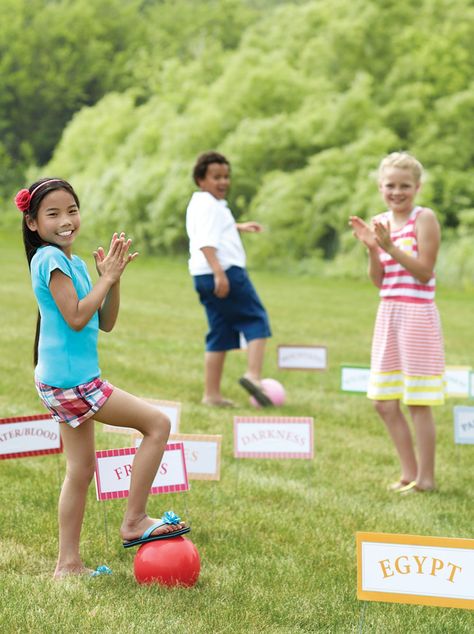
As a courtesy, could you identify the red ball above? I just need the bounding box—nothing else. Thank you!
[133,537,200,587]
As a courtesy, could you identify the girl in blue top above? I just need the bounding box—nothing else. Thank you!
[16,178,189,578]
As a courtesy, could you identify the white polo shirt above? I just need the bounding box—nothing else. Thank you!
[186,191,246,275]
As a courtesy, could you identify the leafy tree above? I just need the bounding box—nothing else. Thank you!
[13,0,474,282]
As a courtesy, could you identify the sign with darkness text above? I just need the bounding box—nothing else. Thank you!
[233,416,313,459]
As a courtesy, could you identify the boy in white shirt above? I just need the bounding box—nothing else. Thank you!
[186,151,272,407]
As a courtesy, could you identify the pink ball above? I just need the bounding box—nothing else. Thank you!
[134,537,200,587]
[250,378,286,407]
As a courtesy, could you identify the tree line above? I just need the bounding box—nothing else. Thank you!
[2,0,474,280]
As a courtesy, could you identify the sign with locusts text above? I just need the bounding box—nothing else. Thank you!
[135,433,222,481]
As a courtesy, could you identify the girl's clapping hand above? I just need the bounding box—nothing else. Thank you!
[349,216,378,250]
[94,232,139,282]
[372,219,393,252]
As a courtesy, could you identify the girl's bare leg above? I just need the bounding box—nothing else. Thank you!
[408,405,436,490]
[203,350,229,404]
[55,418,96,578]
[94,387,183,540]
[373,399,417,483]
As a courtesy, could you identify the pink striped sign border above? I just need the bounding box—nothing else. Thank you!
[0,414,62,459]
[94,442,189,501]
[233,416,314,459]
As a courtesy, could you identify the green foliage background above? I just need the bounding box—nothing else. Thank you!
[2,0,474,279]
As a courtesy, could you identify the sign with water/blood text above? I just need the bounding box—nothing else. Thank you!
[0,414,62,459]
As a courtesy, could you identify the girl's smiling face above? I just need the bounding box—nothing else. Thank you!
[379,167,420,215]
[26,189,80,258]
[197,162,230,200]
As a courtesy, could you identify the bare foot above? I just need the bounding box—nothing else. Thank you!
[398,481,436,495]
[201,397,235,407]
[243,372,261,385]
[120,514,186,542]
[53,564,94,580]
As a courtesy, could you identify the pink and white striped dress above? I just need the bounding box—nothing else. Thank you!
[368,206,445,405]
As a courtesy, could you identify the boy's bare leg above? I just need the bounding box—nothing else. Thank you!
[203,350,232,404]
[244,338,266,384]
[374,399,418,484]
[409,405,436,490]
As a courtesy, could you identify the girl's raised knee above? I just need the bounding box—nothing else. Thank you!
[160,414,171,438]
[145,412,171,441]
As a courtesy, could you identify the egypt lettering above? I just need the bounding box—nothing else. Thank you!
[378,555,462,583]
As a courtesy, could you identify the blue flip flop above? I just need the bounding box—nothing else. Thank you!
[123,511,191,549]
[90,565,112,577]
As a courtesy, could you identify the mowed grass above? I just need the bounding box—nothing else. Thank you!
[0,228,473,633]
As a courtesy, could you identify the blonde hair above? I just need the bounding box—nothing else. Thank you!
[378,152,423,184]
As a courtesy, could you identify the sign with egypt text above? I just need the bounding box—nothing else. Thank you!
[357,532,474,610]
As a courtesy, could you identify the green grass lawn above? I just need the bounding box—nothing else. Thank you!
[0,228,473,633]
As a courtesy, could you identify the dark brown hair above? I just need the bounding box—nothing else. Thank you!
[192,151,230,185]
[20,178,80,364]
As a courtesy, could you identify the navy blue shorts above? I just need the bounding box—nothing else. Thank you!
[193,266,272,352]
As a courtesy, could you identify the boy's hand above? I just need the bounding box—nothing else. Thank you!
[236,221,263,233]
[214,271,230,298]
[94,232,138,282]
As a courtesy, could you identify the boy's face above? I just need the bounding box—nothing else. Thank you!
[198,163,230,200]
[378,167,420,215]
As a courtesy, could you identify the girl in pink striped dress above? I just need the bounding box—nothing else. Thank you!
[350,152,444,494]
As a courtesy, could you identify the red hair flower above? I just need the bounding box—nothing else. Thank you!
[14,188,32,213]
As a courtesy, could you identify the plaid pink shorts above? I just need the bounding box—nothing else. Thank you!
[35,377,114,428]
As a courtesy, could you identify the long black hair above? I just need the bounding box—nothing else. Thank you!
[20,178,80,364]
